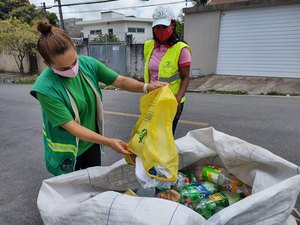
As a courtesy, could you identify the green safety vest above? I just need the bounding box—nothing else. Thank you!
[31,56,104,176]
[144,39,191,103]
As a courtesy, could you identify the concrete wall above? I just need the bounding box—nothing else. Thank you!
[0,51,30,73]
[0,51,46,74]
[184,11,221,76]
[126,44,144,78]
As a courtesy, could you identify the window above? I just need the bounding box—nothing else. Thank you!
[128,27,145,33]
[90,29,102,35]
[137,28,145,33]
[108,28,113,34]
[128,27,136,33]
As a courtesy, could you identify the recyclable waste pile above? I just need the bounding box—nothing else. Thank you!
[125,164,252,219]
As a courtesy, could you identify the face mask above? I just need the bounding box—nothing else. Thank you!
[154,27,174,42]
[52,59,79,78]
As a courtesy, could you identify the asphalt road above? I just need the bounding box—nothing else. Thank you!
[0,84,299,225]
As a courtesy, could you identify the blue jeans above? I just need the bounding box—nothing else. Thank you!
[172,102,184,135]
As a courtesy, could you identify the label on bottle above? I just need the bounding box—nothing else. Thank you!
[195,181,219,197]
[225,179,239,192]
[202,166,220,183]
[208,192,230,208]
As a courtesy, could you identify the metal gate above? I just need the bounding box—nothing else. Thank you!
[216,5,300,78]
[89,43,127,75]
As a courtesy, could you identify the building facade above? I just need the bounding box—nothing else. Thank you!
[76,11,153,44]
[64,18,83,38]
[184,0,300,78]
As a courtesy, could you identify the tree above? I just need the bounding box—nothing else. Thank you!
[93,32,121,43]
[192,0,209,6]
[176,19,184,40]
[0,18,38,74]
[0,0,58,26]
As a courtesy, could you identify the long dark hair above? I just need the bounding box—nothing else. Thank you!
[152,20,185,47]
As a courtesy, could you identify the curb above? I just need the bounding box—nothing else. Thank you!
[0,77,19,84]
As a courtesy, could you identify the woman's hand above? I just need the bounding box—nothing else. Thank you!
[147,82,168,92]
[107,138,132,155]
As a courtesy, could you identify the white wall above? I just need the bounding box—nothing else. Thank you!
[82,21,152,43]
[184,11,221,76]
[0,51,46,74]
[0,51,30,73]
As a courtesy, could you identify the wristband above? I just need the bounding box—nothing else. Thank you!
[143,83,149,94]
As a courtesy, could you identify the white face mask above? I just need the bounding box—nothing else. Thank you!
[52,59,79,78]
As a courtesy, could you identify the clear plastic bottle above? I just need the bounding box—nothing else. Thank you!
[136,185,156,197]
[201,166,245,193]
[174,172,190,191]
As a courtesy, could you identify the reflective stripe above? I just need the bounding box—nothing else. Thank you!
[159,73,180,83]
[43,128,77,155]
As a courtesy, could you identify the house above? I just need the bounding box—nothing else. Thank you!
[64,18,83,38]
[208,0,249,4]
[184,0,300,78]
[76,11,153,43]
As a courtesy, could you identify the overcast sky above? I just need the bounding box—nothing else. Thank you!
[29,0,194,21]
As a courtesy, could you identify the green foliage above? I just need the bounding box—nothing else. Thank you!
[176,19,184,40]
[15,74,38,84]
[206,89,248,95]
[265,91,299,96]
[192,0,209,6]
[0,0,58,26]
[93,32,121,43]
[0,18,38,74]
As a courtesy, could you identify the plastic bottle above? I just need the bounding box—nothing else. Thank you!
[201,166,244,193]
[179,181,219,204]
[183,198,193,209]
[184,171,198,184]
[193,191,245,219]
[174,172,190,191]
[136,185,156,197]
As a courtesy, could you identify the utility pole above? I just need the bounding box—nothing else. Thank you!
[55,0,65,30]
[42,2,47,17]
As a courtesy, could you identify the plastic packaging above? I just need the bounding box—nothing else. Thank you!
[201,166,243,193]
[184,171,198,184]
[155,189,181,202]
[193,191,245,219]
[179,181,219,204]
[173,172,190,190]
[136,186,156,197]
[183,198,193,209]
[124,189,137,196]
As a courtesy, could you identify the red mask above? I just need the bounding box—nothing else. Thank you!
[154,27,174,42]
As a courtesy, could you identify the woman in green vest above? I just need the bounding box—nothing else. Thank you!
[144,6,192,134]
[31,20,165,176]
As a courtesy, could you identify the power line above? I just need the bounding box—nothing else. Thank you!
[39,0,119,9]
[60,1,187,15]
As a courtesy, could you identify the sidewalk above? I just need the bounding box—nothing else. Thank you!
[189,75,300,95]
[0,72,28,84]
[1,72,300,95]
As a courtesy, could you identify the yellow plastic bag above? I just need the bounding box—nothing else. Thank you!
[125,86,178,182]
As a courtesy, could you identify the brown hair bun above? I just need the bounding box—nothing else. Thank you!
[37,20,52,36]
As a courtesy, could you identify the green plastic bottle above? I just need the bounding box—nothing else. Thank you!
[193,191,245,219]
[179,181,219,204]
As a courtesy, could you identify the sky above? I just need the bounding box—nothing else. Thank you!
[29,0,195,21]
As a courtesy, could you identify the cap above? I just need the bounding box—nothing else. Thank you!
[152,6,175,28]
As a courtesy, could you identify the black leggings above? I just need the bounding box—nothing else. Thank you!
[75,143,101,170]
